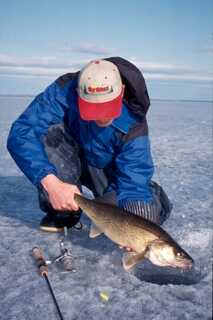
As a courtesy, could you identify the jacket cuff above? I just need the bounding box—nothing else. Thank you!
[35,168,58,187]
[119,199,161,224]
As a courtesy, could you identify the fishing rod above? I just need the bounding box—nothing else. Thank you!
[32,247,64,320]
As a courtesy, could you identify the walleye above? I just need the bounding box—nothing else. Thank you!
[74,194,193,271]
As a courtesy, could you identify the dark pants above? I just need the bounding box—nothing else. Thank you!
[38,124,117,216]
[38,123,172,224]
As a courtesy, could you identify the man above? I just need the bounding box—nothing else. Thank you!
[7,57,172,233]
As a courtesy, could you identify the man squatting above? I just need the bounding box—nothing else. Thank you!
[7,57,172,234]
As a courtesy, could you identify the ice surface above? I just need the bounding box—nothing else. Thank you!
[0,97,212,319]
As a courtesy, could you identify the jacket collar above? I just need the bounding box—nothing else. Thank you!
[111,103,138,134]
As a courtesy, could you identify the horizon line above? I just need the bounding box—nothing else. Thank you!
[0,94,212,103]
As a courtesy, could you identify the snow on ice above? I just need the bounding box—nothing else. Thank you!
[0,96,212,320]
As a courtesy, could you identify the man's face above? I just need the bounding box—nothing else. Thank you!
[94,118,114,127]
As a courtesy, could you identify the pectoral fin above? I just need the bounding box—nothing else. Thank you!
[122,249,148,271]
[89,223,103,238]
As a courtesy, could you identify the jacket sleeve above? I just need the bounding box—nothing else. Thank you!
[115,135,154,206]
[7,82,71,186]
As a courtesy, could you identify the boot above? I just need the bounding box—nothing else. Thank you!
[40,210,81,232]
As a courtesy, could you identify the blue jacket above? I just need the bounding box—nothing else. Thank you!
[7,62,154,207]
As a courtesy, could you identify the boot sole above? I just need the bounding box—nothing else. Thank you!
[40,225,64,233]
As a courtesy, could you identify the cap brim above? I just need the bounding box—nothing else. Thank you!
[78,91,123,121]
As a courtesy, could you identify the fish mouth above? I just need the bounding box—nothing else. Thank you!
[171,259,194,270]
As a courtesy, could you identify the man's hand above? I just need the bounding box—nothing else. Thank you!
[41,174,81,211]
[119,246,134,252]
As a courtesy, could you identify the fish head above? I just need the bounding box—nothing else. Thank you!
[148,240,194,270]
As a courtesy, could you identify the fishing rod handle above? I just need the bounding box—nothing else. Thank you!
[32,246,48,276]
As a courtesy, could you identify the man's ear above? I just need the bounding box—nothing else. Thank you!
[122,84,125,97]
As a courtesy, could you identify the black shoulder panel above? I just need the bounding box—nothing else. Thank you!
[105,57,150,119]
[121,118,149,143]
[56,72,79,87]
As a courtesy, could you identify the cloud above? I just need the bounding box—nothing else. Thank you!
[144,73,213,82]
[0,54,87,79]
[0,66,68,78]
[0,54,87,70]
[131,59,213,82]
[0,54,212,83]
[61,43,115,56]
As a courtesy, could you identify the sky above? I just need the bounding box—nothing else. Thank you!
[0,0,212,100]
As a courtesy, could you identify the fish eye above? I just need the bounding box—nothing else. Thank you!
[177,252,184,257]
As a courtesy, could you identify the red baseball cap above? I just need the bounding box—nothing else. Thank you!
[78,60,123,121]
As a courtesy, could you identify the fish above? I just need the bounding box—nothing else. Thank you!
[74,194,194,271]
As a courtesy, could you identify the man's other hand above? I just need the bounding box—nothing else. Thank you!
[119,246,134,252]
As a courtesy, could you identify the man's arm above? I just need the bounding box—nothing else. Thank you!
[7,81,70,186]
[115,134,162,223]
[115,134,154,205]
[7,82,82,211]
